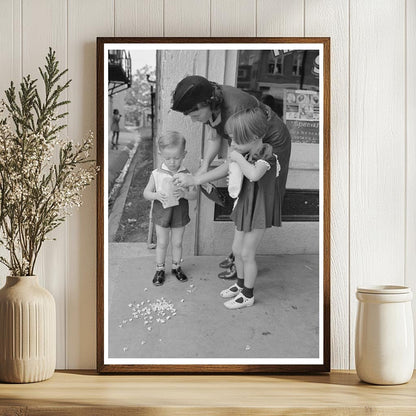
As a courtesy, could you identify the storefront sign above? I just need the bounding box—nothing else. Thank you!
[283,89,319,144]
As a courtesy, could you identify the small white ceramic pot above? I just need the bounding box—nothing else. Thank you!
[355,285,414,385]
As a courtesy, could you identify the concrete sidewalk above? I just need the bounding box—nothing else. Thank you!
[108,243,319,360]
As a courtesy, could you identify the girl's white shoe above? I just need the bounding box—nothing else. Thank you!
[224,293,254,309]
[220,284,243,298]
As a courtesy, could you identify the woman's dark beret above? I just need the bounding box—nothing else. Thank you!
[171,75,214,113]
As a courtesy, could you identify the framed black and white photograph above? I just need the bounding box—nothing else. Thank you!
[96,37,330,373]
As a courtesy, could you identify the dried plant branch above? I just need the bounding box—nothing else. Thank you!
[0,48,96,276]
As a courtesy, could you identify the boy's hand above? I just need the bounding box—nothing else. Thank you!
[173,188,186,199]
[155,192,167,205]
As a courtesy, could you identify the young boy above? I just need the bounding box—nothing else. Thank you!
[143,131,197,286]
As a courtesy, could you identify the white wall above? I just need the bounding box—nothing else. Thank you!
[0,0,414,370]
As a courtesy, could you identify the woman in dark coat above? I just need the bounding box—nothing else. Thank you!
[171,75,291,275]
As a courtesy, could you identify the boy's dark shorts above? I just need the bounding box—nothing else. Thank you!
[152,199,190,228]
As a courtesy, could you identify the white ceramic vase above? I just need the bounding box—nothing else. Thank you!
[0,276,56,383]
[355,285,414,385]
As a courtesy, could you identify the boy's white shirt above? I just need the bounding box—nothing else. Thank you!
[152,162,188,181]
[152,163,189,208]
[161,162,188,173]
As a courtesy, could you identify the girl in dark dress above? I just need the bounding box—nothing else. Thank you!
[219,107,280,309]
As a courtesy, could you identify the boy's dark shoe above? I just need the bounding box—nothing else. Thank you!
[218,264,237,280]
[152,270,165,286]
[219,253,235,269]
[172,267,188,282]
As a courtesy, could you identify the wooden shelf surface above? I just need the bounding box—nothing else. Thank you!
[0,370,415,415]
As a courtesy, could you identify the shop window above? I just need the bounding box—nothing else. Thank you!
[292,51,304,76]
[268,52,283,75]
[214,189,319,222]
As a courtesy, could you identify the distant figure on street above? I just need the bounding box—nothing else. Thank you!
[111,109,121,149]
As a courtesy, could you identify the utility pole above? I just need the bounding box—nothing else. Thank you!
[146,74,157,249]
[146,74,156,141]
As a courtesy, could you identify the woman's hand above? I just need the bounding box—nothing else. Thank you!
[173,173,196,187]
[195,164,208,177]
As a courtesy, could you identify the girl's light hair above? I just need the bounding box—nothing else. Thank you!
[225,107,268,144]
[158,131,186,152]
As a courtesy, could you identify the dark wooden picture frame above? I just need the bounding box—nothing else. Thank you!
[97,37,330,373]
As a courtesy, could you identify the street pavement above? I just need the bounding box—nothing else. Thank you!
[108,244,320,361]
